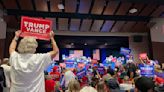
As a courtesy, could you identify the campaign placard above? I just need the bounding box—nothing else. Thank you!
[20,16,52,40]
[120,47,131,55]
[97,67,105,75]
[139,65,154,77]
[65,61,75,68]
[76,69,86,79]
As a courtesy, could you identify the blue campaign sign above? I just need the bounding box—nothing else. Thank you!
[65,62,75,68]
[120,47,131,55]
[76,69,86,79]
[98,67,105,75]
[103,62,115,70]
[139,65,154,77]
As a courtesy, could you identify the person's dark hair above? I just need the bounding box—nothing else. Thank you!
[107,67,115,76]
[135,76,155,92]
[105,78,120,91]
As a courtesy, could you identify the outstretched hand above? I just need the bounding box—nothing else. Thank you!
[15,30,21,37]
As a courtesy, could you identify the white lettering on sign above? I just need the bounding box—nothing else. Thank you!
[24,21,50,34]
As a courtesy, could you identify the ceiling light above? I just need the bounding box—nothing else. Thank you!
[71,43,74,45]
[58,3,64,10]
[129,8,138,14]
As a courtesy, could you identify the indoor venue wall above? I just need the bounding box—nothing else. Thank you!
[129,36,150,62]
[0,20,6,59]
[0,39,5,59]
[150,18,164,64]
[4,32,14,58]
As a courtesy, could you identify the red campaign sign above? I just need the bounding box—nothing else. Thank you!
[20,16,52,40]
[139,53,147,59]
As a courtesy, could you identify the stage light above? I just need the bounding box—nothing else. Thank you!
[129,8,138,14]
[84,43,87,45]
[104,43,108,45]
[58,3,64,10]
[71,43,74,45]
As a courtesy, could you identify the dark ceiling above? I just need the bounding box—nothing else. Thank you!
[38,35,129,49]
[0,0,164,32]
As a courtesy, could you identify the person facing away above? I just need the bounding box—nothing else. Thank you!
[9,30,59,92]
[134,76,155,92]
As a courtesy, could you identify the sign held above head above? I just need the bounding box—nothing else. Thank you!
[20,16,52,40]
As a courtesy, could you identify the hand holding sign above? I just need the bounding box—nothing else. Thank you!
[15,30,21,37]
[50,31,55,38]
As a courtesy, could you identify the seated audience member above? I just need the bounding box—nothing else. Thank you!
[135,76,155,92]
[67,79,80,92]
[105,78,120,92]
[96,81,106,92]
[80,86,97,92]
[9,30,59,92]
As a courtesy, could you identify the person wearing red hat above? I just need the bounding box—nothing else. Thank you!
[50,66,61,81]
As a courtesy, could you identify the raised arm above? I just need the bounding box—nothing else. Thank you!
[9,30,21,55]
[49,31,59,59]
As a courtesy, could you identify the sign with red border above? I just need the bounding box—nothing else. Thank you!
[20,16,52,40]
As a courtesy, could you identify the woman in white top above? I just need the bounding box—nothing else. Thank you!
[9,30,59,92]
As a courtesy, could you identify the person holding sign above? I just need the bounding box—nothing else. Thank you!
[9,30,59,92]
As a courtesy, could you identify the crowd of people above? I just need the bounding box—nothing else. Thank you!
[0,30,163,92]
[44,61,163,92]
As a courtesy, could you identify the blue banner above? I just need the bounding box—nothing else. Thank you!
[103,62,115,70]
[65,62,75,68]
[139,65,154,77]
[76,69,86,79]
[120,47,131,55]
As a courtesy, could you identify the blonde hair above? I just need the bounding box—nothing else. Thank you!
[97,81,105,92]
[68,79,80,92]
[80,86,97,92]
[18,37,38,54]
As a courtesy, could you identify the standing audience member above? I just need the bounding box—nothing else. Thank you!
[50,66,61,81]
[9,30,59,92]
[0,58,11,92]
[96,81,106,92]
[0,58,5,92]
[134,76,155,92]
[45,75,56,92]
[67,79,80,92]
[80,86,97,92]
[60,69,76,90]
[105,78,120,92]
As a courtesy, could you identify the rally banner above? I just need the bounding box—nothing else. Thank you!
[20,16,52,40]
[120,47,131,55]
[103,62,115,70]
[97,67,105,75]
[76,69,86,79]
[139,65,154,77]
[65,61,75,68]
